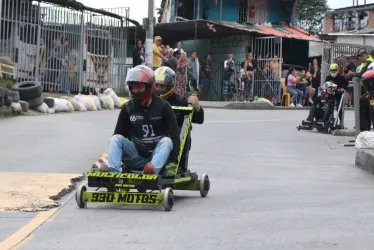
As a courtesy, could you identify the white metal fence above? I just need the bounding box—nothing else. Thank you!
[0,0,130,94]
[252,36,282,104]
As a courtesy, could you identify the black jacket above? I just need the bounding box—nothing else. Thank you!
[132,48,142,67]
[313,92,335,112]
[166,93,204,128]
[113,95,180,162]
[325,74,348,90]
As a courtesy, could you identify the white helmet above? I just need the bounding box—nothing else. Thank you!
[323,81,338,95]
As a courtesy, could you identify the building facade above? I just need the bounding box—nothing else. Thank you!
[323,3,374,45]
[156,0,319,102]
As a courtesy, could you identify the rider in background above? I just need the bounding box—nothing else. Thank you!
[325,63,348,127]
[107,65,180,177]
[154,66,204,127]
[154,66,204,173]
[350,48,372,79]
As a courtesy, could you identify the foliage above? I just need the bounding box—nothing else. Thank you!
[295,0,330,35]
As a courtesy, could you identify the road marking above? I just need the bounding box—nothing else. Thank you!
[11,235,35,250]
[0,208,59,250]
[206,118,299,123]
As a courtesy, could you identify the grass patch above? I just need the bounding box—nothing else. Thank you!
[0,106,25,119]
[115,89,129,98]
[0,78,15,90]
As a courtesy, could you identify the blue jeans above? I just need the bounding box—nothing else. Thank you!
[287,86,303,104]
[59,71,69,93]
[107,135,173,173]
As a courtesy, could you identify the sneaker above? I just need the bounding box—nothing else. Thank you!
[164,162,178,177]
[296,103,303,108]
[290,103,295,107]
[143,162,155,174]
[99,164,110,172]
[308,98,313,104]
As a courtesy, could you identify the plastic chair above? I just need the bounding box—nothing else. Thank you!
[281,79,291,107]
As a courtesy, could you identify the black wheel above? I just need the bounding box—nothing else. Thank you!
[163,187,174,211]
[75,184,87,208]
[200,174,210,197]
[12,81,42,101]
[27,95,44,109]
[43,97,55,108]
[9,91,20,102]
[297,125,300,131]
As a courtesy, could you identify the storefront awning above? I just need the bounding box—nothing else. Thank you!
[128,20,320,45]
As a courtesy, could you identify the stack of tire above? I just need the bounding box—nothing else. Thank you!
[12,81,44,112]
[0,87,21,111]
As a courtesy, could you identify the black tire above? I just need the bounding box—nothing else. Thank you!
[9,91,20,102]
[12,81,42,101]
[0,97,4,107]
[4,97,12,107]
[3,88,9,98]
[43,97,55,108]
[28,95,43,109]
[19,100,29,112]
[0,87,4,98]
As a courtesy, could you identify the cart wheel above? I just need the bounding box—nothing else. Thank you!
[200,173,210,197]
[75,184,87,209]
[327,127,332,134]
[297,125,301,131]
[163,187,174,211]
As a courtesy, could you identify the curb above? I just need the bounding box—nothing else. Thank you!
[331,129,356,137]
[355,149,374,174]
[201,102,355,111]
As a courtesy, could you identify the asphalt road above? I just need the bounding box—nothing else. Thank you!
[2,109,374,250]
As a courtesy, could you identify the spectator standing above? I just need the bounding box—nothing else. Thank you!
[152,36,167,70]
[188,51,199,92]
[162,48,177,71]
[243,53,256,102]
[309,58,321,100]
[132,39,143,67]
[223,53,235,101]
[200,54,213,101]
[344,62,355,107]
[139,47,145,65]
[306,71,315,105]
[175,51,189,96]
[174,41,185,54]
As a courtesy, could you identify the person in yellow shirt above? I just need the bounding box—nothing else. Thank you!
[153,36,167,70]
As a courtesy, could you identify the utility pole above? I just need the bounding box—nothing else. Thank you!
[144,0,154,68]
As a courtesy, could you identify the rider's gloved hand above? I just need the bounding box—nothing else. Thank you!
[164,162,178,177]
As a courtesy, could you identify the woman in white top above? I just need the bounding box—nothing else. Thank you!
[286,67,303,107]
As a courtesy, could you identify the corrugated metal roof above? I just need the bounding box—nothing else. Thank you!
[219,22,320,41]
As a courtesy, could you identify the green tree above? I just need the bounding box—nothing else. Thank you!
[295,0,330,35]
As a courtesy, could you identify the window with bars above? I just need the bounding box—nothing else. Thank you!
[238,0,268,24]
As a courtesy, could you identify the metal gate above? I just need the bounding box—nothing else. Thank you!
[251,36,282,103]
[0,0,130,94]
[321,41,332,83]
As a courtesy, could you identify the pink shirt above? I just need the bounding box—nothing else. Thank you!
[287,74,296,87]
